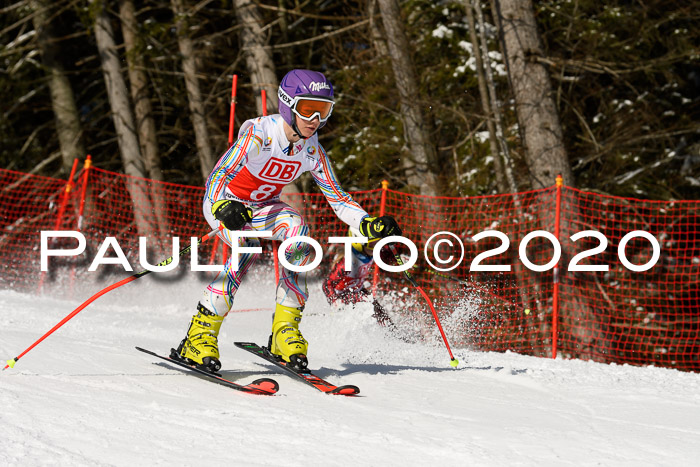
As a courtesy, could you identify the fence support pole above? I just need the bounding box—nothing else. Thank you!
[228,74,238,146]
[552,174,563,359]
[37,158,80,293]
[210,75,239,266]
[260,89,281,285]
[56,158,79,231]
[69,155,92,296]
[371,180,389,295]
[76,155,92,230]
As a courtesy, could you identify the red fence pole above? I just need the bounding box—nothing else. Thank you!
[76,155,92,230]
[209,230,221,266]
[228,74,238,146]
[211,74,239,266]
[371,180,389,294]
[37,158,80,293]
[260,89,280,284]
[55,158,79,231]
[69,155,92,296]
[552,174,563,359]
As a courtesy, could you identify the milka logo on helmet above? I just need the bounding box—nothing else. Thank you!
[309,81,330,92]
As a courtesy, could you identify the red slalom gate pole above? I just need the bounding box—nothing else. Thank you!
[69,156,93,297]
[37,158,80,294]
[388,244,458,368]
[371,180,389,295]
[260,88,281,285]
[3,226,223,370]
[211,75,239,266]
[54,158,79,231]
[228,74,238,146]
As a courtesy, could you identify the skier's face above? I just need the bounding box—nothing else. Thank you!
[296,115,320,139]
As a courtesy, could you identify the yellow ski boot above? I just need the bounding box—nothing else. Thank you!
[175,303,224,373]
[269,303,308,371]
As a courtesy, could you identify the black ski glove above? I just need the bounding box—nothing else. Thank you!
[211,200,253,230]
[359,216,402,239]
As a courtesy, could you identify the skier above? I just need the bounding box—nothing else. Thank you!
[322,226,393,327]
[175,69,401,372]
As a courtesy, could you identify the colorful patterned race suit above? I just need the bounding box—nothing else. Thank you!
[201,115,369,315]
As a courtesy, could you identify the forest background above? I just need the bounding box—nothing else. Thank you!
[1,0,698,200]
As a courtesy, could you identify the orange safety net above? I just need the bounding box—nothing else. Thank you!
[0,169,68,289]
[557,188,700,370]
[1,165,698,371]
[76,166,213,262]
[372,187,561,358]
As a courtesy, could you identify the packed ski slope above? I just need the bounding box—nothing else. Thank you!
[1,269,699,466]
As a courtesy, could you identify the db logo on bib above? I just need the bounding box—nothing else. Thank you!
[259,158,301,182]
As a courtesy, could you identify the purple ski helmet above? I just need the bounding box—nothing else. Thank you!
[278,69,334,135]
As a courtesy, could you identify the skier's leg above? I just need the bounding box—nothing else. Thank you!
[253,202,312,369]
[200,229,261,315]
[177,201,261,372]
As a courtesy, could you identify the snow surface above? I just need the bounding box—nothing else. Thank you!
[1,268,700,466]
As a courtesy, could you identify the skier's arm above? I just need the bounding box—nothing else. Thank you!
[311,145,369,229]
[204,124,262,203]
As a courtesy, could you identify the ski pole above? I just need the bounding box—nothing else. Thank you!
[3,226,223,370]
[425,269,531,316]
[388,244,458,368]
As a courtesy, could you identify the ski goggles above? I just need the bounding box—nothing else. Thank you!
[291,96,335,122]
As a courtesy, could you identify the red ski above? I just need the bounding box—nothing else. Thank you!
[234,342,359,396]
[136,346,278,395]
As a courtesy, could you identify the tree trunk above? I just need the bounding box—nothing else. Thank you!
[118,0,162,182]
[475,0,520,194]
[233,0,278,116]
[376,0,438,196]
[234,0,303,194]
[463,0,507,193]
[493,0,601,358]
[276,0,293,70]
[466,0,535,320]
[93,1,145,178]
[31,0,85,177]
[119,0,169,242]
[93,0,157,243]
[493,0,573,189]
[368,0,388,58]
[171,0,215,181]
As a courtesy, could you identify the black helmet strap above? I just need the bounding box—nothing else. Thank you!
[291,121,314,141]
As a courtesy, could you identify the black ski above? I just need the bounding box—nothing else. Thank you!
[135,346,279,395]
[234,342,359,396]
